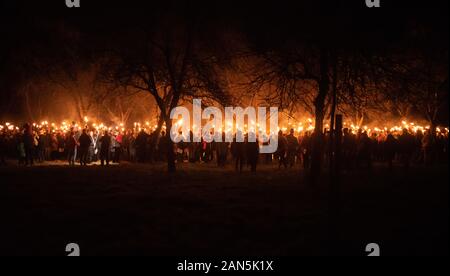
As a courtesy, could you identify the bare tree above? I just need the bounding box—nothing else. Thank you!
[99,11,231,172]
[245,44,332,179]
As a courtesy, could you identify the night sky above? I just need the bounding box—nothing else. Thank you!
[0,0,448,120]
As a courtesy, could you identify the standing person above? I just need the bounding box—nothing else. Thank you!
[398,128,415,169]
[158,131,168,162]
[148,130,159,163]
[78,129,92,166]
[88,130,97,163]
[177,131,187,163]
[246,132,260,172]
[217,132,229,167]
[277,130,288,169]
[436,132,447,163]
[205,142,214,163]
[113,132,123,164]
[300,131,312,170]
[231,131,246,173]
[341,129,355,171]
[422,130,433,165]
[100,131,112,166]
[129,131,137,162]
[384,132,397,170]
[135,129,148,163]
[204,132,214,163]
[200,138,208,163]
[16,134,26,166]
[45,131,52,161]
[57,132,65,160]
[50,133,59,160]
[110,133,116,163]
[66,131,78,166]
[122,131,131,161]
[188,131,196,163]
[23,124,34,166]
[0,130,7,166]
[356,132,373,169]
[286,129,299,168]
[37,131,46,163]
[414,130,424,164]
[33,130,39,162]
[259,133,273,165]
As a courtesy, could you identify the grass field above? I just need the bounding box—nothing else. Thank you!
[0,161,448,256]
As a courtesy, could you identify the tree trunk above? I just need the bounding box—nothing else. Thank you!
[356,111,364,128]
[329,54,338,173]
[165,119,177,173]
[310,49,330,183]
[75,101,84,124]
[149,115,165,162]
[24,89,35,123]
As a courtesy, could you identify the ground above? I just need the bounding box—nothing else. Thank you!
[0,161,448,256]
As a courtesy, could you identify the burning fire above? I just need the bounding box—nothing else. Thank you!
[0,117,448,138]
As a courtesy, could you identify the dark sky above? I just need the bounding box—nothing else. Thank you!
[2,0,448,33]
[1,0,448,53]
[0,0,448,120]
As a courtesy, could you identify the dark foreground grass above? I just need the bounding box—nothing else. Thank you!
[0,162,448,256]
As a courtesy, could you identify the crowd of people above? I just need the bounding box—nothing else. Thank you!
[0,121,448,172]
[276,127,448,171]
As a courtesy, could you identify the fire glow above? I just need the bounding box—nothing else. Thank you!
[0,119,447,138]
